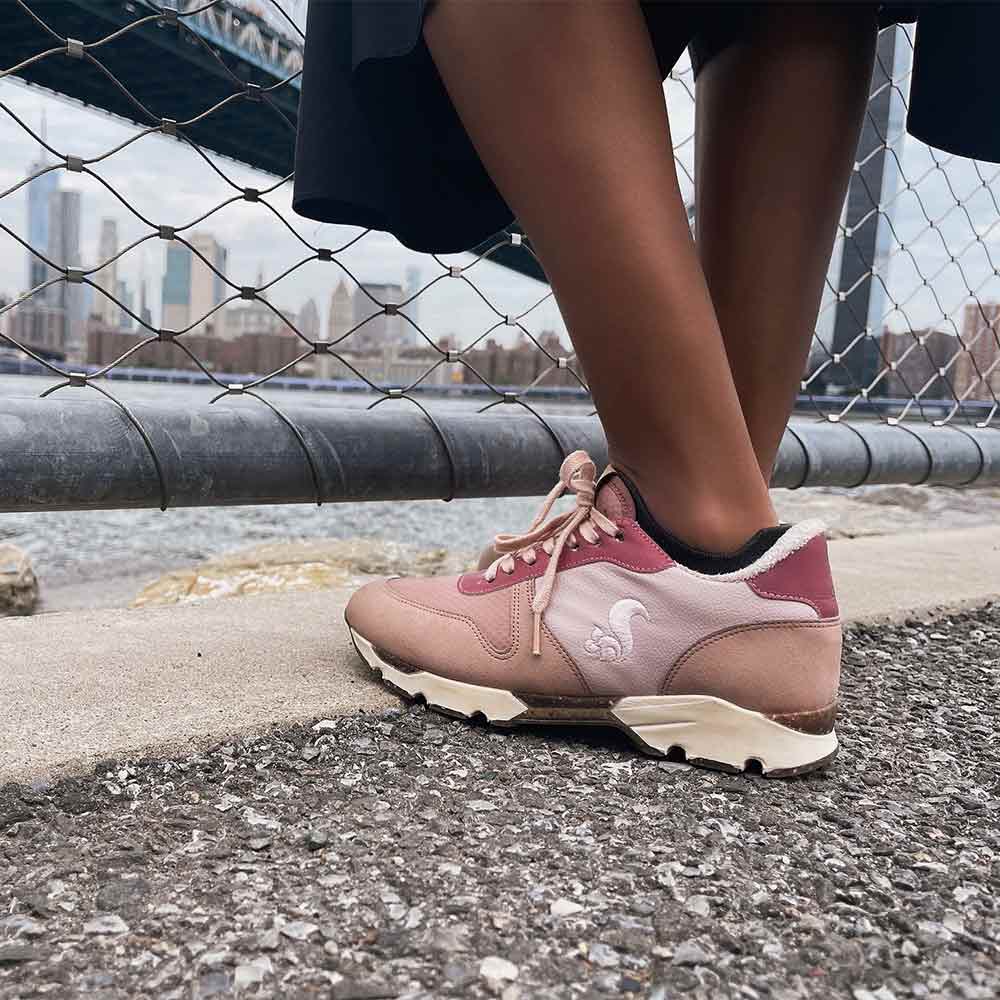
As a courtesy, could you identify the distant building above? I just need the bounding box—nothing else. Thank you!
[462,332,580,390]
[327,279,353,340]
[298,297,319,339]
[115,279,134,330]
[46,189,85,362]
[405,265,422,325]
[13,124,80,360]
[8,295,63,358]
[537,329,568,356]
[26,155,58,294]
[878,328,955,401]
[138,276,152,329]
[87,319,303,378]
[952,302,1000,403]
[223,298,296,340]
[189,233,228,332]
[316,279,354,379]
[384,346,448,387]
[824,26,908,392]
[162,244,191,332]
[352,281,412,352]
[93,218,119,327]
[326,345,451,389]
[160,232,228,333]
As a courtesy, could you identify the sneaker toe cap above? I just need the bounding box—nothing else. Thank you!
[345,573,515,673]
[344,577,395,646]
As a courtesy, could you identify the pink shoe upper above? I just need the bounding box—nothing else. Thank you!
[346,451,842,731]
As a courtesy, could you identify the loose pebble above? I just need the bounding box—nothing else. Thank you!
[0,607,996,997]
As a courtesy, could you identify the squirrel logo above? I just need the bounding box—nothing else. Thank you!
[583,598,651,662]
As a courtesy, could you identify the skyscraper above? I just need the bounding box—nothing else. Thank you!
[115,279,134,330]
[825,26,907,391]
[405,265,422,327]
[161,243,192,332]
[14,126,64,356]
[139,275,152,329]
[353,281,407,352]
[93,218,119,327]
[328,279,353,342]
[317,279,354,379]
[26,172,57,291]
[160,232,228,333]
[298,297,319,339]
[189,232,228,333]
[26,137,58,294]
[953,302,1000,403]
[878,327,954,401]
[47,188,84,361]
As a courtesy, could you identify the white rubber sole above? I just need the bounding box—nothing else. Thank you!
[348,627,838,777]
[611,695,838,775]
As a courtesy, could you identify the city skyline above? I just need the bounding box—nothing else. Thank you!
[0,77,561,360]
[3,126,996,398]
[2,50,1000,371]
[6,158,997,399]
[4,134,468,365]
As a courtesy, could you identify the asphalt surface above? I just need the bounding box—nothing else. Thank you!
[1,604,998,999]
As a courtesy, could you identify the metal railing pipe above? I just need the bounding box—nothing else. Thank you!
[1,395,997,513]
[0,394,607,511]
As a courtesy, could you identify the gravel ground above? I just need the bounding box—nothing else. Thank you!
[2,605,999,1000]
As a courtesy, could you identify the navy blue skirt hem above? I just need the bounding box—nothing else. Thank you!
[292,2,997,255]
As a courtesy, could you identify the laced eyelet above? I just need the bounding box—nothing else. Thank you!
[613,531,625,542]
[502,566,514,575]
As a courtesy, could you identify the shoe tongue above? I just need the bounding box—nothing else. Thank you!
[594,466,636,523]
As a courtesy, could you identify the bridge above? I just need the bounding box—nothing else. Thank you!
[1,0,540,277]
[3,0,301,175]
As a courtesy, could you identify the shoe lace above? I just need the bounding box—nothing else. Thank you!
[483,450,620,656]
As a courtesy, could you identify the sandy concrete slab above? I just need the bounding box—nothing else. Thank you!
[3,584,396,784]
[830,524,1000,623]
[3,526,998,784]
[3,605,997,999]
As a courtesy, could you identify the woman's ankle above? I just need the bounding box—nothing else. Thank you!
[612,456,778,554]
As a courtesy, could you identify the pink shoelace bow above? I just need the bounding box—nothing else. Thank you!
[483,450,621,656]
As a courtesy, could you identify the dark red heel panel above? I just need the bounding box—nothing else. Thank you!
[748,534,839,620]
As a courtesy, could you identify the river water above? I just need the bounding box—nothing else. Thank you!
[2,374,997,612]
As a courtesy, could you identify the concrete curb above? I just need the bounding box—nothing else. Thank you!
[829,524,1000,623]
[4,525,998,784]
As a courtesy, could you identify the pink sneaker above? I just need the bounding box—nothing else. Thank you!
[345,451,842,777]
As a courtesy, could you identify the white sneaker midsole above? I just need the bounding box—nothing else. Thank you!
[349,627,837,774]
[351,628,528,721]
[611,695,837,773]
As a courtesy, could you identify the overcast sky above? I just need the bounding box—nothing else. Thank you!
[2,23,999,355]
[0,76,565,349]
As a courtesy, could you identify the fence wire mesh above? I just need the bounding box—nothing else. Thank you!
[0,2,998,512]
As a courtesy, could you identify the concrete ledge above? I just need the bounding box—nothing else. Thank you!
[4,526,998,784]
[830,524,1000,623]
[5,585,396,785]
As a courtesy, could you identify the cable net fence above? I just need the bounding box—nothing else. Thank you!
[0,4,997,509]
[668,22,1000,431]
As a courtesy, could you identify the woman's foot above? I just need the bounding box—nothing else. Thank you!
[345,452,842,777]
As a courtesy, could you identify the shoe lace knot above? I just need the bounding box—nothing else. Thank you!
[483,450,620,656]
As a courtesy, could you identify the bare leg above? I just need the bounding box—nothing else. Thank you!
[423,0,775,551]
[695,5,878,481]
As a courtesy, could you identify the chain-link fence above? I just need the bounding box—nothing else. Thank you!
[0,2,998,513]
